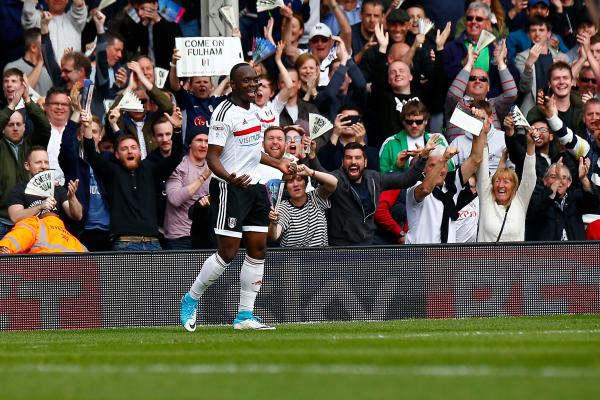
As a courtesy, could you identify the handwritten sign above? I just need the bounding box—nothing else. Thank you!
[175,37,243,77]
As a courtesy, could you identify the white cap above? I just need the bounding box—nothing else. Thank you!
[308,23,333,41]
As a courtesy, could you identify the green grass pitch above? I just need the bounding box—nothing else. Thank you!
[1,315,599,400]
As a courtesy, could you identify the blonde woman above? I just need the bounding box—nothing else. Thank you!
[476,113,536,242]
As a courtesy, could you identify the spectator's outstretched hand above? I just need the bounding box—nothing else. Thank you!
[164,107,183,129]
[503,114,515,137]
[374,23,389,53]
[579,156,591,180]
[536,90,557,118]
[67,180,79,199]
[435,22,452,51]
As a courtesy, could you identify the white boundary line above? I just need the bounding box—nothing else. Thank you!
[1,363,599,378]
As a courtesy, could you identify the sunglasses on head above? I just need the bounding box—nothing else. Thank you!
[404,118,425,126]
[469,75,489,82]
[579,77,597,84]
[466,16,486,22]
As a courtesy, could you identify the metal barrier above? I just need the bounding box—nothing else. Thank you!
[1,242,599,330]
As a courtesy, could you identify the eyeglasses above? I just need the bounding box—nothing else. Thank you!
[286,136,302,143]
[579,77,597,84]
[469,75,489,82]
[47,102,70,108]
[532,127,549,133]
[466,16,486,22]
[404,118,425,126]
[310,36,330,44]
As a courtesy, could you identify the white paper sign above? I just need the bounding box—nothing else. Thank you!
[309,113,333,140]
[175,37,244,77]
[219,6,237,29]
[449,105,483,137]
[475,30,496,53]
[154,67,169,89]
[257,0,284,13]
[25,170,55,198]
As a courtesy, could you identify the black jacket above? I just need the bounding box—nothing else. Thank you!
[327,157,425,246]
[526,184,600,241]
[83,130,182,238]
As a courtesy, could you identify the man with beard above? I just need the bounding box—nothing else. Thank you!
[81,107,183,251]
[180,63,295,331]
[326,140,430,246]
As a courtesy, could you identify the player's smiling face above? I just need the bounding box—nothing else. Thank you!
[231,65,259,107]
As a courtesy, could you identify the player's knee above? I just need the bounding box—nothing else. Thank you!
[217,248,237,264]
[246,246,266,260]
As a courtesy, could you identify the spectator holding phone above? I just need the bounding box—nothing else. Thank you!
[526,61,586,134]
[514,16,569,116]
[379,100,452,174]
[317,106,379,171]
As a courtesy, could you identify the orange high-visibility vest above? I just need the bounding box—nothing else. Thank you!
[0,215,87,254]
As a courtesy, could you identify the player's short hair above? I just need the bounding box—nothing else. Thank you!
[230,62,251,81]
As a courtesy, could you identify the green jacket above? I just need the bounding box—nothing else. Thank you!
[379,130,455,173]
[0,102,51,222]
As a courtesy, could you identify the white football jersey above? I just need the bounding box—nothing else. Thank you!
[209,99,263,183]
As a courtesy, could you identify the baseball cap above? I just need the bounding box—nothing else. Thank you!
[528,0,550,7]
[309,23,333,41]
[387,8,410,24]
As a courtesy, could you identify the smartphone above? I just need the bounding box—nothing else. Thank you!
[341,115,361,125]
[543,85,554,98]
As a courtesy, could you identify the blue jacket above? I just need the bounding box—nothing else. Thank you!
[58,120,112,233]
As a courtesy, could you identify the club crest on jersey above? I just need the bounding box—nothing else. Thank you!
[228,217,237,228]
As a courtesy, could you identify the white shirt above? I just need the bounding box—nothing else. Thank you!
[406,171,464,244]
[209,99,263,183]
[451,127,509,176]
[252,101,283,132]
[48,124,65,185]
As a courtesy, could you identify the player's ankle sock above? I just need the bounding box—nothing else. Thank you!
[238,254,264,312]
[189,252,229,300]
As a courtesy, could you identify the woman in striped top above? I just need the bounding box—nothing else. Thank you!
[268,164,338,246]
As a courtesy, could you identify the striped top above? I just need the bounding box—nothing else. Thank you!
[278,189,331,247]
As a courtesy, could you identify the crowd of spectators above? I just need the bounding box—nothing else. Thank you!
[0,0,600,253]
